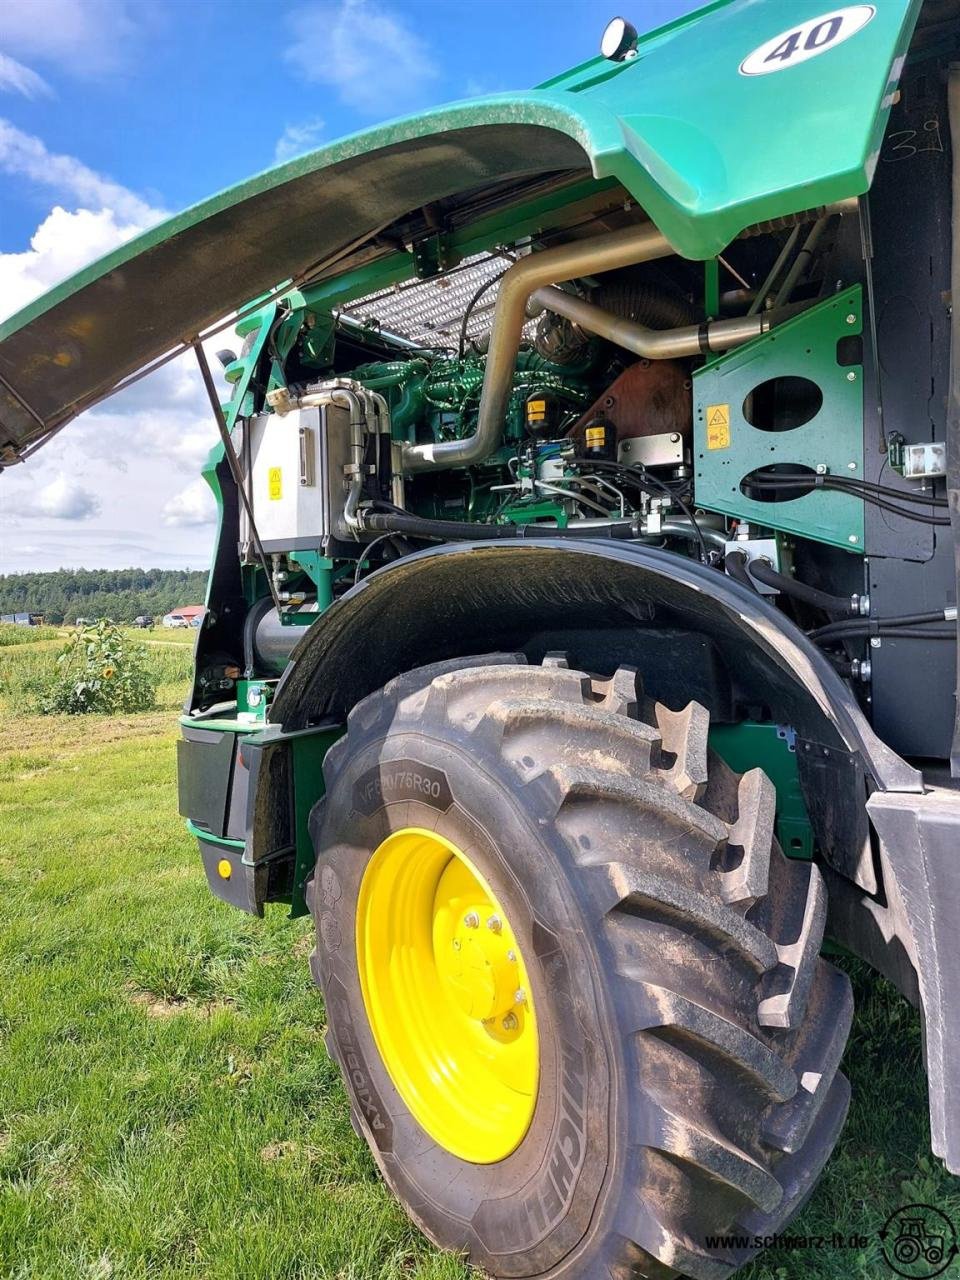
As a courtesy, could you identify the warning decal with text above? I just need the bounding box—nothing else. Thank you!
[706,404,731,450]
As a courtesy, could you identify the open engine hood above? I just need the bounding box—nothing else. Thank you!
[0,0,919,463]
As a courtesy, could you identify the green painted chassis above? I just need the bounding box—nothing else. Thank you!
[179,713,812,924]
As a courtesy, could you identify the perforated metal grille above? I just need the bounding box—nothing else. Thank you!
[337,253,535,350]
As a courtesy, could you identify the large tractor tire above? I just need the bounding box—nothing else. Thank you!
[307,655,852,1279]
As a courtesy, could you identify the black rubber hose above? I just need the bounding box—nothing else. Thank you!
[824,653,858,677]
[747,558,859,615]
[362,510,638,541]
[724,550,757,591]
[744,475,951,525]
[814,627,956,643]
[810,612,955,640]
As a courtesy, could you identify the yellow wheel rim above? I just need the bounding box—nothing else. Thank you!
[355,827,539,1163]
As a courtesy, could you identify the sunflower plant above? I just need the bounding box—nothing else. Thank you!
[34,620,157,715]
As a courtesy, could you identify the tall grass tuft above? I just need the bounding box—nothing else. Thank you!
[31,621,157,714]
[0,624,194,715]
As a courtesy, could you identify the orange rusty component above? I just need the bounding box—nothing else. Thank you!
[568,359,691,447]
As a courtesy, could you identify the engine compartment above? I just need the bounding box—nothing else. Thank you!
[192,70,957,770]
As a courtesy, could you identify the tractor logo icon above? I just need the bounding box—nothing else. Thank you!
[880,1204,958,1278]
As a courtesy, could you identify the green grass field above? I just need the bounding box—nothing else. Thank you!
[0,632,957,1279]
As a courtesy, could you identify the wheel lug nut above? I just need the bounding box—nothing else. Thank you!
[486,914,502,933]
[514,988,526,1005]
[463,912,479,928]
[502,1013,518,1031]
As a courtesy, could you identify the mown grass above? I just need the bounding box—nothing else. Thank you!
[0,639,956,1279]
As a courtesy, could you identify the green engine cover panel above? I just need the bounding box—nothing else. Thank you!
[693,287,865,552]
[0,0,917,462]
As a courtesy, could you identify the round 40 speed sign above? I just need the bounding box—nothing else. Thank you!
[739,5,876,76]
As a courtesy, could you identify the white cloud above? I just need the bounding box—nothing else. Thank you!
[0,0,140,78]
[0,121,231,572]
[284,0,439,115]
[12,474,102,520]
[0,118,165,227]
[0,53,53,99]
[161,478,217,528]
[274,118,325,163]
[79,400,219,476]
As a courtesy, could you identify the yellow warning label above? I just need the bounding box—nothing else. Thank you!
[706,404,731,450]
[585,426,606,446]
[268,466,283,500]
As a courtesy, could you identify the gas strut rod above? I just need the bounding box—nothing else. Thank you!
[193,342,282,614]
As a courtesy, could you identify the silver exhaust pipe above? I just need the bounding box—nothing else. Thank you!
[401,221,674,473]
[399,199,859,475]
[530,286,769,360]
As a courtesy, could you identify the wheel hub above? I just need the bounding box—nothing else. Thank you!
[438,894,524,1025]
[355,827,538,1163]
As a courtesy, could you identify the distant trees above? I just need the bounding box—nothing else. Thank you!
[0,569,207,623]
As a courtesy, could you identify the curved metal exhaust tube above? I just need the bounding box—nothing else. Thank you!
[401,221,674,473]
[530,285,769,359]
[399,198,859,474]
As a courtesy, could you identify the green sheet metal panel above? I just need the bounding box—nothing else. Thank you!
[692,287,865,552]
[0,0,918,461]
[710,722,814,860]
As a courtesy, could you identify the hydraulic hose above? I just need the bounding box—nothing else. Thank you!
[746,558,860,615]
[724,550,756,590]
[810,607,958,641]
[812,626,956,644]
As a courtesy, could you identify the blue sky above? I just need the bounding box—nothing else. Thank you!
[0,0,699,573]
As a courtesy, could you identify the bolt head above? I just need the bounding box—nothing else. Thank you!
[815,463,828,475]
[506,949,517,962]
[847,461,857,471]
[870,636,882,648]
[514,988,526,1005]
[847,371,857,382]
[452,939,461,951]
[486,914,502,934]
[463,912,480,929]
[848,534,859,544]
[501,1013,518,1032]
[846,313,857,325]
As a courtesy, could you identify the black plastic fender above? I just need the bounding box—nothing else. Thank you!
[271,539,919,795]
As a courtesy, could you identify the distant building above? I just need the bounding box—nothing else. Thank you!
[0,612,37,626]
[162,605,205,629]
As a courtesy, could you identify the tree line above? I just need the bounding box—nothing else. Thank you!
[0,569,208,624]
